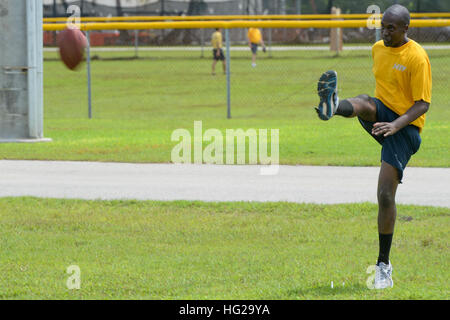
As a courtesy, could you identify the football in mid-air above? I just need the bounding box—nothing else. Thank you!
[57,28,87,70]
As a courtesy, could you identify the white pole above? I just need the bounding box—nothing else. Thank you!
[86,30,92,119]
[26,0,37,138]
[36,0,44,138]
[27,0,43,138]
[226,28,231,119]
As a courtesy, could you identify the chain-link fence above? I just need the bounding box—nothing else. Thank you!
[41,1,449,121]
[42,28,449,121]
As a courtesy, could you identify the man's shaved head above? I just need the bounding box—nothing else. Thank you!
[384,4,410,26]
[381,4,410,47]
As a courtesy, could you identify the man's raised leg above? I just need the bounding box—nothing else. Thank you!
[339,95,377,122]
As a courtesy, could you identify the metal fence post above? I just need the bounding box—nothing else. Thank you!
[134,29,139,58]
[200,28,205,58]
[86,30,92,119]
[268,28,272,57]
[226,28,231,119]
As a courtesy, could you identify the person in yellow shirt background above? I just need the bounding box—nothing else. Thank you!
[247,27,266,67]
[211,28,226,75]
[315,4,431,290]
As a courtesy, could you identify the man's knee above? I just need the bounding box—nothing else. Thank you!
[337,95,371,115]
[378,187,396,209]
[350,94,376,121]
[356,94,376,109]
[356,94,371,102]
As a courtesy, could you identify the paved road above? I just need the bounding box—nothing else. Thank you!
[41,43,450,207]
[0,160,449,207]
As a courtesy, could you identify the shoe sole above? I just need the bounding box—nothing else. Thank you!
[316,70,338,120]
[374,280,394,289]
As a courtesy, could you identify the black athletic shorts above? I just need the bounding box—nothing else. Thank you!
[250,43,258,54]
[213,48,225,61]
[358,97,422,183]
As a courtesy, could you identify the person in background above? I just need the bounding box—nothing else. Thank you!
[247,27,266,67]
[211,28,226,75]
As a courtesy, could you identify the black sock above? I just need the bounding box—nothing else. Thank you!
[377,233,393,265]
[335,99,354,117]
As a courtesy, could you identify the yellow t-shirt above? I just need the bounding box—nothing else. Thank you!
[248,28,262,44]
[372,39,432,131]
[211,31,222,49]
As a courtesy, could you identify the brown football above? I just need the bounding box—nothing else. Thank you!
[57,28,87,70]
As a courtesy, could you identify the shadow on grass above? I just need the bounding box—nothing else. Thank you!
[287,283,369,299]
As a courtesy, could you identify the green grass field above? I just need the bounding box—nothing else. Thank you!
[1,48,449,300]
[0,49,448,166]
[0,198,448,300]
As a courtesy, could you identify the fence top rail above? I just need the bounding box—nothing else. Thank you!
[43,19,450,31]
[43,12,450,23]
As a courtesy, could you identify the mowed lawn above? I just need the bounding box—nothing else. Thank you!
[0,198,448,300]
[0,48,448,167]
[0,48,449,301]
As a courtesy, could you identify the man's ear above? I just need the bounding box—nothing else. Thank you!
[404,24,409,33]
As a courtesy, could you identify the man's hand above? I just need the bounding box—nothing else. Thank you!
[372,100,429,138]
[372,122,399,137]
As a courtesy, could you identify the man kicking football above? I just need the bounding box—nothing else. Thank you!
[315,4,431,289]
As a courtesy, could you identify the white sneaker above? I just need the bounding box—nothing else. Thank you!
[252,63,256,67]
[374,261,394,289]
